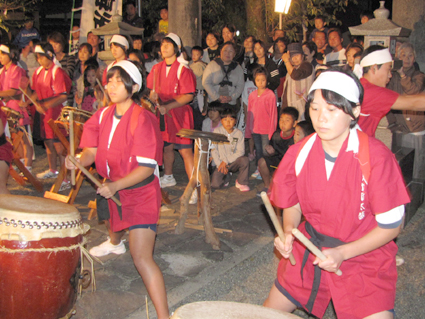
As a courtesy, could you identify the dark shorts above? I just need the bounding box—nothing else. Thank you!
[129,223,157,232]
[164,141,192,150]
[264,155,282,171]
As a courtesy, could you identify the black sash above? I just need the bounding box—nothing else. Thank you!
[301,222,346,312]
[96,173,155,221]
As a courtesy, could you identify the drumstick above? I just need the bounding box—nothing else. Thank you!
[19,87,40,108]
[260,192,296,266]
[95,78,109,104]
[69,111,76,186]
[292,228,342,276]
[152,68,172,118]
[68,155,122,206]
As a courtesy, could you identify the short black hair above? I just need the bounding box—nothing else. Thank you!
[281,107,299,122]
[220,107,237,119]
[37,42,55,60]
[315,15,325,22]
[360,11,374,20]
[126,0,136,7]
[222,24,236,34]
[253,65,269,81]
[302,41,317,56]
[361,45,387,74]
[306,68,363,128]
[192,46,203,55]
[296,120,315,136]
[327,28,342,39]
[78,42,93,55]
[273,37,288,52]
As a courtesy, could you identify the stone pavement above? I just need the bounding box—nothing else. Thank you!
[7,135,425,319]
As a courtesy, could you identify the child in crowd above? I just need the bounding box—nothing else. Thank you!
[202,101,223,133]
[13,13,41,50]
[158,7,169,34]
[202,32,221,64]
[132,35,143,51]
[309,15,328,41]
[190,46,207,131]
[257,107,298,195]
[245,66,278,178]
[211,108,250,192]
[293,120,315,144]
[78,64,98,113]
[93,84,106,111]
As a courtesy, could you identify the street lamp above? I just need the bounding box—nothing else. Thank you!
[275,0,292,29]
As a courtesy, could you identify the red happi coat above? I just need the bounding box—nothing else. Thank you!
[0,109,13,164]
[80,103,164,232]
[146,60,196,144]
[270,129,410,318]
[0,64,30,125]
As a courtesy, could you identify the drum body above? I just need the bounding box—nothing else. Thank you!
[0,195,85,319]
[57,107,92,125]
[171,301,302,319]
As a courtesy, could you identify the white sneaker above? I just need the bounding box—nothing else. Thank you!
[89,237,126,257]
[37,169,59,179]
[59,181,71,192]
[160,175,176,188]
[189,189,198,204]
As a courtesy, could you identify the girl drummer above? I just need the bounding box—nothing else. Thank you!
[65,60,169,319]
[147,33,196,189]
[0,44,33,172]
[264,69,410,319]
[30,42,72,182]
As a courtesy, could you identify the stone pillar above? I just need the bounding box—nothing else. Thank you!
[393,0,425,70]
[168,0,201,50]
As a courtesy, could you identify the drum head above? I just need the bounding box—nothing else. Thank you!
[171,301,302,319]
[0,195,84,242]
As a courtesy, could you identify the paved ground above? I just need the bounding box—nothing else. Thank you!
[6,122,425,319]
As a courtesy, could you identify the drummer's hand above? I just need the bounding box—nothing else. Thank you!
[314,247,344,274]
[97,182,117,199]
[218,161,228,174]
[35,102,45,114]
[150,90,159,103]
[65,155,78,170]
[274,233,294,259]
[159,105,168,115]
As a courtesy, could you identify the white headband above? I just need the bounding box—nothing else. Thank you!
[0,45,10,54]
[360,48,392,68]
[111,35,129,50]
[165,33,182,49]
[309,71,360,103]
[114,60,142,90]
[34,45,55,60]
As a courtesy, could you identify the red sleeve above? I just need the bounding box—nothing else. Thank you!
[131,110,164,165]
[52,68,71,95]
[362,78,399,119]
[177,67,196,95]
[8,66,25,90]
[368,138,410,214]
[79,108,102,148]
[269,143,300,208]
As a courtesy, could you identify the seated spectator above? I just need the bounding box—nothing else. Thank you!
[281,43,314,120]
[309,15,328,41]
[293,120,315,143]
[202,101,223,133]
[323,28,346,67]
[257,107,298,195]
[202,32,221,64]
[211,108,249,192]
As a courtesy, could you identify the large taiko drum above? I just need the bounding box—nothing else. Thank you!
[171,301,302,319]
[57,106,92,125]
[0,195,86,319]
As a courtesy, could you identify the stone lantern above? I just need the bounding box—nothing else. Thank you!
[90,14,144,64]
[349,1,411,55]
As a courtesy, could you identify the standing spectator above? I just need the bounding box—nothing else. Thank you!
[87,31,107,77]
[69,26,80,55]
[268,29,285,53]
[302,41,318,68]
[123,0,144,28]
[344,42,363,71]
[222,24,244,64]
[360,11,374,24]
[323,28,346,67]
[250,40,280,91]
[308,15,328,41]
[202,42,244,106]
[158,7,169,34]
[242,35,256,72]
[312,31,331,65]
[202,32,220,64]
[132,35,143,50]
[189,46,207,131]
[13,13,41,50]
[281,43,314,120]
[19,39,39,81]
[144,41,162,74]
[272,37,288,107]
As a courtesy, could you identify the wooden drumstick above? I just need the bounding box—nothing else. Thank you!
[260,192,296,266]
[152,68,172,118]
[68,155,122,206]
[96,78,109,104]
[292,228,342,276]
[19,87,40,108]
[69,111,75,186]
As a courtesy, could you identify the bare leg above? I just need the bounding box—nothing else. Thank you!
[44,139,58,172]
[104,220,125,245]
[22,133,33,167]
[163,143,175,175]
[258,158,271,188]
[0,161,10,194]
[263,284,297,313]
[178,148,194,180]
[364,311,394,319]
[129,228,169,319]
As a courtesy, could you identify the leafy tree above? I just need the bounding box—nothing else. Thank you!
[0,0,38,32]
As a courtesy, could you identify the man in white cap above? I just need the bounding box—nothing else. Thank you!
[358,45,425,137]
